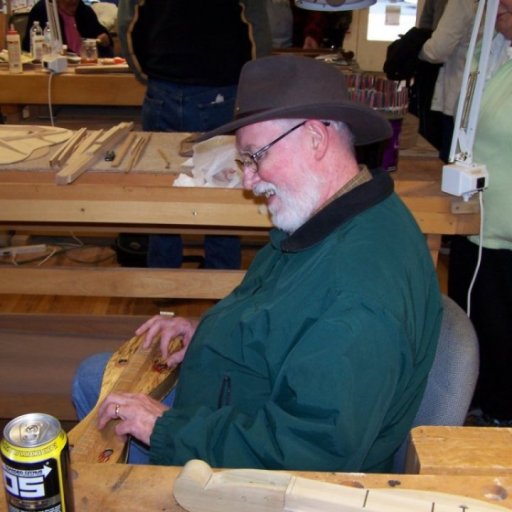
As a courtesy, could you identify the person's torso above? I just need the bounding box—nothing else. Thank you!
[132,0,254,85]
[469,56,512,249]
[173,192,441,471]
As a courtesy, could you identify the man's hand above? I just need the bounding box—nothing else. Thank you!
[96,33,111,47]
[136,315,199,367]
[97,392,168,446]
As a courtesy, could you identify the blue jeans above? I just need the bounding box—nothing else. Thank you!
[143,78,241,269]
[72,352,176,464]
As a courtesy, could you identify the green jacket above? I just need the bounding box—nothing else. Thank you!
[151,170,442,473]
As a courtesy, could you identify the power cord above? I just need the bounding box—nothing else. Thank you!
[48,70,55,127]
[5,245,65,266]
[0,232,116,266]
[466,190,485,317]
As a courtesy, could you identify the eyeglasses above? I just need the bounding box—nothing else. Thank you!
[235,121,307,174]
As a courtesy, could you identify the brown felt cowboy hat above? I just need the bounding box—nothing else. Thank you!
[196,55,392,146]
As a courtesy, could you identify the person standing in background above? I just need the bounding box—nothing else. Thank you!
[409,0,448,151]
[449,0,512,427]
[293,2,351,49]
[418,0,448,31]
[266,0,351,50]
[22,0,113,56]
[266,0,294,48]
[117,0,272,269]
[418,0,477,162]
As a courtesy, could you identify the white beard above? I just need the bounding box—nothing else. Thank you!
[253,178,323,233]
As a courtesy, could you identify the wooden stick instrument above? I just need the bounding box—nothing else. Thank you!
[173,460,509,512]
[67,331,180,464]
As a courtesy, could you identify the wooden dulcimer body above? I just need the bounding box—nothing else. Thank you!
[68,333,180,464]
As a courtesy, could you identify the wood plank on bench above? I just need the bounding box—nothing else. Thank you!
[0,314,150,421]
[0,267,245,299]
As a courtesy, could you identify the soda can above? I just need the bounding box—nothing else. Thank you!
[1,413,74,512]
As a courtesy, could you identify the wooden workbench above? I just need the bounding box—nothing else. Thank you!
[0,132,480,421]
[1,462,511,511]
[0,313,152,422]
[407,425,512,475]
[0,67,145,108]
[0,132,480,299]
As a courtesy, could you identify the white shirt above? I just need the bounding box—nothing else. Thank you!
[419,0,478,115]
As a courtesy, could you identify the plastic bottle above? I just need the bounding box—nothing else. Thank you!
[6,25,23,74]
[30,20,44,63]
[43,22,52,57]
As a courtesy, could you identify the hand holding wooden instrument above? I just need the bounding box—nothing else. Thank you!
[67,331,180,464]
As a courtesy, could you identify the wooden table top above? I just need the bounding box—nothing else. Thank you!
[1,462,512,511]
[0,130,479,300]
[0,132,479,236]
[408,426,512,475]
[0,67,145,106]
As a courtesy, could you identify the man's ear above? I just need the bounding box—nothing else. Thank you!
[305,120,329,159]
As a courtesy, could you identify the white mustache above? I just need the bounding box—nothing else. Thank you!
[253,182,277,198]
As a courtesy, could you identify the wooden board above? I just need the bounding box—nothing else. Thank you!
[2,464,512,512]
[407,425,512,475]
[0,313,150,421]
[74,63,130,74]
[55,122,133,184]
[2,130,191,173]
[0,267,245,299]
[173,460,510,512]
[0,69,145,106]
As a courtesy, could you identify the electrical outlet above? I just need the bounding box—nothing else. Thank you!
[43,55,68,74]
[442,162,488,201]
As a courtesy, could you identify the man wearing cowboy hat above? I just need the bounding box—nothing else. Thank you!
[79,55,442,473]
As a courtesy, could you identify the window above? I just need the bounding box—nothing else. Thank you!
[367,0,418,41]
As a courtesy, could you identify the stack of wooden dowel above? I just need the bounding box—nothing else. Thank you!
[52,122,136,185]
[50,128,88,168]
[110,132,152,172]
